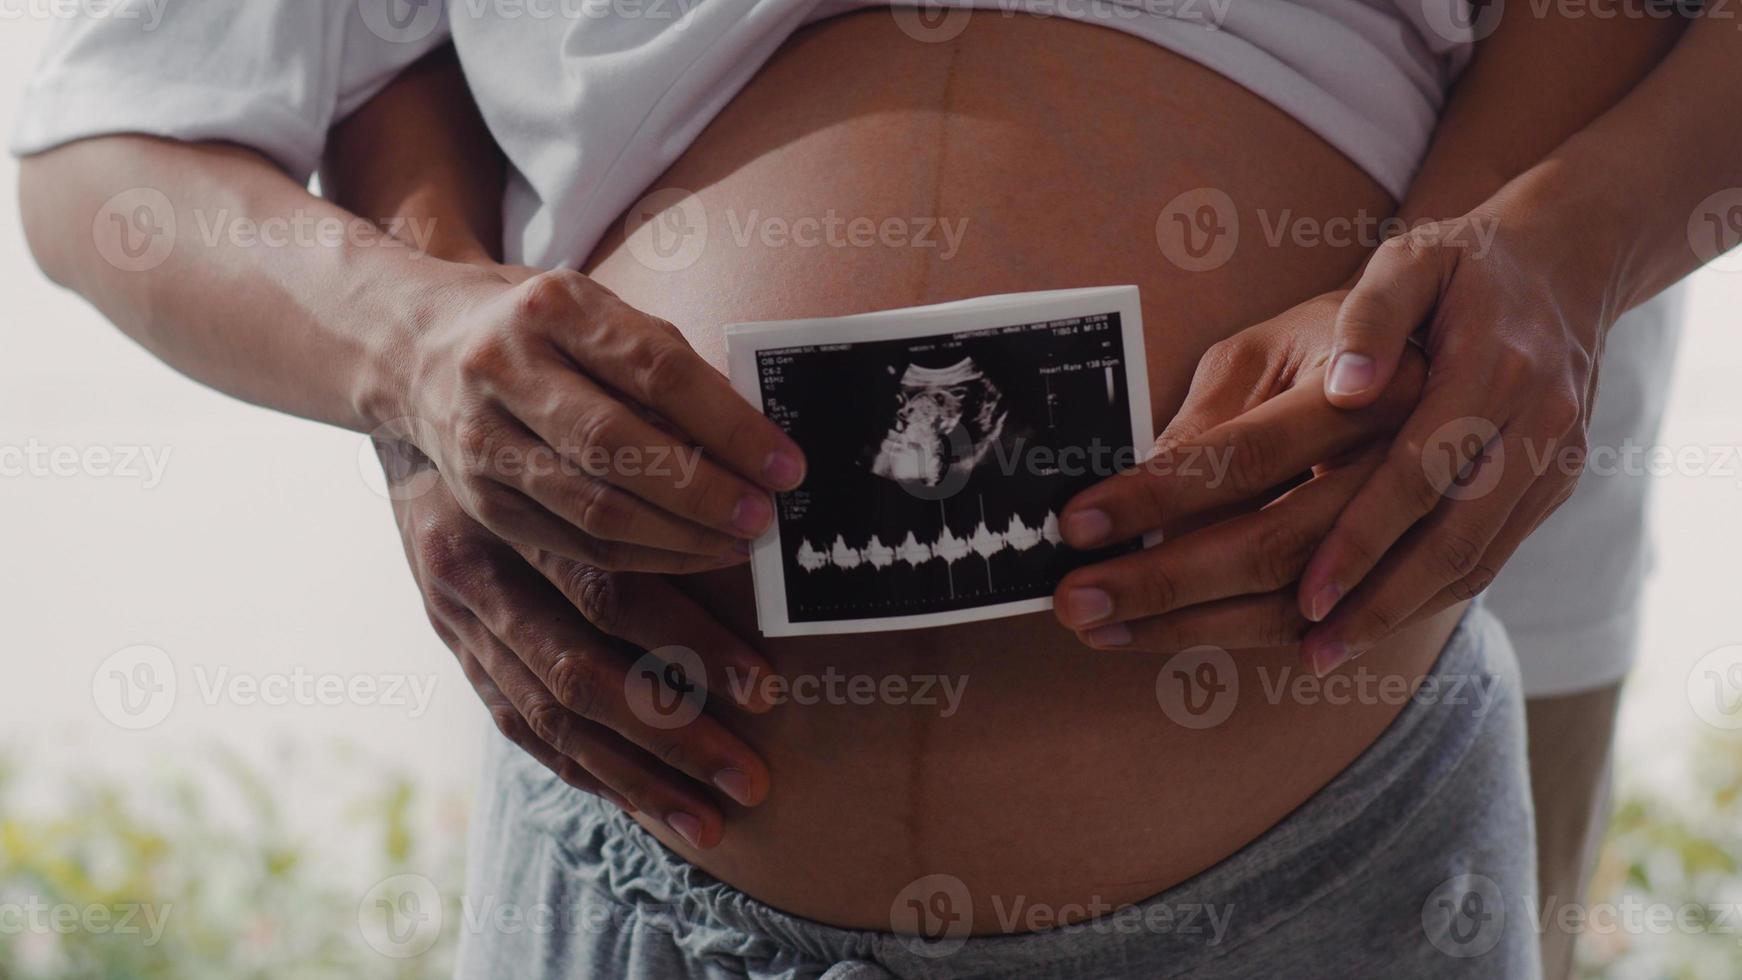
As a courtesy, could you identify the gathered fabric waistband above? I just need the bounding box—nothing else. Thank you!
[499,602,1523,978]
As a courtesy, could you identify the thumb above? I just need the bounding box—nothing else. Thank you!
[1325,236,1445,409]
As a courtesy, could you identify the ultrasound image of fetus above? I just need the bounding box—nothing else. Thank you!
[870,357,1008,488]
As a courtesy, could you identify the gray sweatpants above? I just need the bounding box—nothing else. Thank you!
[456,604,1539,979]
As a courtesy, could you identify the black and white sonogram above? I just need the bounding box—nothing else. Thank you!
[727,287,1152,636]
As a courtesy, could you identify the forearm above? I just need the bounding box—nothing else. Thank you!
[320,45,507,266]
[1398,5,1685,226]
[1540,11,1742,312]
[19,136,486,431]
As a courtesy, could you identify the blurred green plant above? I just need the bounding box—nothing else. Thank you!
[0,741,466,980]
[1579,725,1742,979]
[3,727,1737,978]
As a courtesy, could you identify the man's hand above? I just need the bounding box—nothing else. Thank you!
[1050,294,1426,663]
[391,266,807,574]
[376,438,777,850]
[1299,210,1606,673]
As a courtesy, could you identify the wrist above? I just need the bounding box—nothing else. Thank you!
[350,257,505,433]
[1479,154,1634,333]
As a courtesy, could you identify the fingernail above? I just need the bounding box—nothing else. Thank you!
[1307,583,1343,623]
[733,495,773,535]
[1063,509,1113,548]
[665,812,706,849]
[712,768,756,806]
[1085,623,1132,648]
[1308,641,1352,678]
[1327,352,1375,397]
[763,451,804,490]
[1064,588,1114,626]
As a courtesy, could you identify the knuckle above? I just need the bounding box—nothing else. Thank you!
[1248,520,1312,588]
[637,338,695,396]
[521,696,570,745]
[584,538,631,573]
[1360,602,1402,643]
[545,651,608,721]
[1388,439,1446,513]
[570,404,628,457]
[457,335,512,386]
[1540,390,1583,435]
[1224,426,1283,495]
[489,706,527,744]
[1449,564,1497,601]
[651,733,697,773]
[563,564,625,634]
[1138,565,1181,615]
[1262,601,1307,646]
[1429,528,1485,581]
[566,479,621,538]
[1199,337,1263,382]
[468,487,520,536]
[515,270,582,322]
[419,518,484,591]
[453,415,500,472]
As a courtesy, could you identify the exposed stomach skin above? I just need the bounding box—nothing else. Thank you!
[579,11,1466,932]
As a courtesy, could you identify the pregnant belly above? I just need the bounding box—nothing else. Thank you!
[579,10,1463,932]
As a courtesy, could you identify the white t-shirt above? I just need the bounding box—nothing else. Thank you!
[10,0,1681,695]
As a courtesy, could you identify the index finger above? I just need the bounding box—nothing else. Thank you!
[547,288,807,491]
[1061,358,1423,550]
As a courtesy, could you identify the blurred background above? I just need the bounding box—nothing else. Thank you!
[2,15,1740,980]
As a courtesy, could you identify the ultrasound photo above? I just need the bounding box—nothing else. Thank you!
[726,287,1152,636]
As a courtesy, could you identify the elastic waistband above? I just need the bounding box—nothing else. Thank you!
[541,603,1520,978]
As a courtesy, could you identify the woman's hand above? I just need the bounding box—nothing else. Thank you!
[1298,210,1606,673]
[392,265,807,573]
[375,437,778,850]
[1051,295,1425,659]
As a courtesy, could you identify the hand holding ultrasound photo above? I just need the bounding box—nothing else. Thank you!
[726,287,1153,636]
